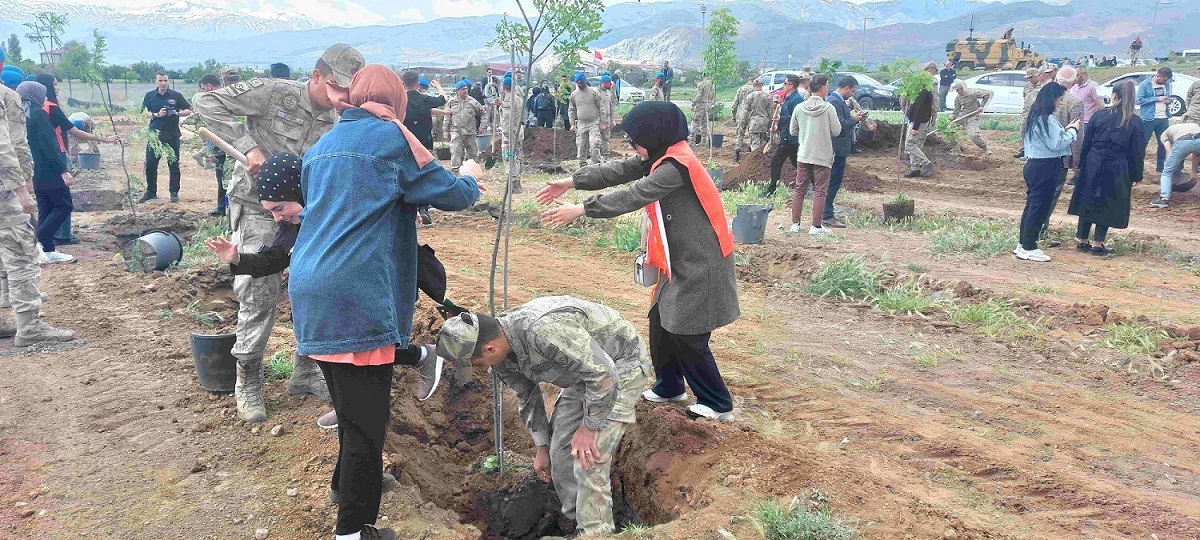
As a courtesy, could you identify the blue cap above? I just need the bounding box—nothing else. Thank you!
[418,78,429,87]
[656,72,665,79]
[455,79,471,91]
[72,120,85,129]
[1,66,23,89]
[25,74,34,81]
[503,75,512,87]
[573,72,585,83]
[601,74,612,83]
[504,71,512,78]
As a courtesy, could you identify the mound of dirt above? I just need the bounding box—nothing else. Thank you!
[105,208,205,240]
[859,120,951,152]
[843,168,883,192]
[720,151,794,191]
[522,127,577,165]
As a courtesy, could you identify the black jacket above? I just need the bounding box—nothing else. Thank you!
[26,108,68,190]
[1068,109,1146,229]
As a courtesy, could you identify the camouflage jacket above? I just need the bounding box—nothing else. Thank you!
[0,85,32,191]
[493,296,649,446]
[446,96,483,136]
[570,86,603,127]
[952,88,993,119]
[745,90,774,132]
[649,85,664,102]
[597,87,617,126]
[194,78,338,203]
[692,80,714,110]
[1185,81,1200,124]
[497,87,525,126]
[732,83,754,119]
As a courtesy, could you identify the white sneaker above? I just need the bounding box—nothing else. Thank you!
[809,226,832,236]
[36,244,49,264]
[685,404,735,422]
[1014,247,1051,262]
[42,251,75,264]
[642,389,688,403]
[788,223,801,233]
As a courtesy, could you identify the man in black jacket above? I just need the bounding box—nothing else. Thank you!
[401,71,448,151]
[904,62,938,178]
[938,60,956,111]
[141,71,192,202]
[824,76,867,228]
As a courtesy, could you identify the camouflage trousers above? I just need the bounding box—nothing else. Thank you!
[599,126,611,157]
[0,204,42,315]
[450,132,478,168]
[692,107,711,142]
[748,131,770,153]
[963,116,989,152]
[734,118,750,150]
[229,194,281,361]
[576,123,602,167]
[549,362,650,535]
[906,122,933,175]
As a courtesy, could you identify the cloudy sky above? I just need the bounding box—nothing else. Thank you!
[82,0,986,26]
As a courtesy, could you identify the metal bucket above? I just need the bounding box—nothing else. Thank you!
[78,152,101,170]
[732,204,773,244]
[122,230,183,272]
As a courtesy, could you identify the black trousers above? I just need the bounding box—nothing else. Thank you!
[1020,158,1064,250]
[648,305,733,413]
[1037,166,1069,241]
[765,141,799,194]
[1076,220,1110,242]
[317,360,394,535]
[214,154,227,209]
[536,110,555,128]
[559,103,571,130]
[35,187,72,252]
[145,136,181,195]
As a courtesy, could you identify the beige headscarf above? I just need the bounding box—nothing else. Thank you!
[328,64,435,168]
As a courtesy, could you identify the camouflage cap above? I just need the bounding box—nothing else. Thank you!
[1024,68,1039,79]
[1040,62,1058,74]
[320,43,366,87]
[436,312,480,382]
[797,71,812,81]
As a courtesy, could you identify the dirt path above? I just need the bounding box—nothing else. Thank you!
[3,122,1200,540]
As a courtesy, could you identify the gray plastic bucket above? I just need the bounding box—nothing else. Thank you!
[476,133,492,150]
[78,152,101,170]
[711,134,725,148]
[732,204,773,244]
[190,333,237,393]
[122,230,183,272]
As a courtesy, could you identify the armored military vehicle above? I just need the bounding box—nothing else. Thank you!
[947,26,1045,70]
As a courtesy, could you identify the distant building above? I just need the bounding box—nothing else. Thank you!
[40,48,63,66]
[398,66,466,79]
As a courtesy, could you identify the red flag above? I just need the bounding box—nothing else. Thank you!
[594,50,603,60]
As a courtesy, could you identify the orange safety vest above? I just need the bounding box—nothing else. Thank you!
[645,141,734,282]
[42,101,67,153]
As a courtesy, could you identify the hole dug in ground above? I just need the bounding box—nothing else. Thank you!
[384,304,719,539]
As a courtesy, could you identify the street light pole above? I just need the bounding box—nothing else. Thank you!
[700,4,707,74]
[788,54,792,71]
[1148,0,1171,62]
[862,17,875,67]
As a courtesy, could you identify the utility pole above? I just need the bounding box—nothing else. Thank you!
[862,17,875,67]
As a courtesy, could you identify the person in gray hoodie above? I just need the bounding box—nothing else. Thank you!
[789,74,842,236]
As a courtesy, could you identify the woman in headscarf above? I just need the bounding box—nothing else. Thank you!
[1068,79,1145,255]
[33,73,118,245]
[287,64,482,540]
[537,101,740,422]
[17,81,74,264]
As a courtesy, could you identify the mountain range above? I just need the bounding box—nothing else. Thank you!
[0,0,1195,70]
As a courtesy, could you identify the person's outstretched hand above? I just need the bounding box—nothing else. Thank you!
[204,237,241,264]
[540,202,586,227]
[460,159,484,181]
[536,178,574,205]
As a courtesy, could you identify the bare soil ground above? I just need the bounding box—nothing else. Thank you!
[3,119,1200,540]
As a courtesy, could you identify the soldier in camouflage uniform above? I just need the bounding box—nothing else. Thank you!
[691,76,715,144]
[1183,80,1200,126]
[950,79,993,154]
[0,79,75,346]
[436,296,650,537]
[569,73,604,168]
[732,78,755,152]
[493,73,526,186]
[731,77,754,127]
[194,43,365,423]
[743,80,773,153]
[445,79,483,170]
[597,74,618,157]
[649,74,665,102]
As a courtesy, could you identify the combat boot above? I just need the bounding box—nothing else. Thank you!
[0,317,16,338]
[13,311,75,347]
[236,357,268,423]
[288,354,331,402]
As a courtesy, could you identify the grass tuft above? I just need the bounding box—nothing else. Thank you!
[266,350,294,381]
[1102,323,1166,356]
[872,280,936,315]
[594,222,641,252]
[177,218,230,269]
[948,299,1033,338]
[185,300,223,328]
[805,254,882,301]
[748,497,856,540]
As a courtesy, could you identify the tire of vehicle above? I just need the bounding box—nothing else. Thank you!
[956,61,975,71]
[859,97,875,110]
[1170,96,1186,117]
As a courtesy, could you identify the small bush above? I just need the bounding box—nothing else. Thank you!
[979,116,1020,132]
[1102,323,1166,356]
[749,497,855,540]
[805,254,882,300]
[266,351,294,380]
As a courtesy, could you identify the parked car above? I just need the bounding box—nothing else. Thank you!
[1097,72,1197,117]
[760,71,899,109]
[946,70,1027,114]
[585,76,645,104]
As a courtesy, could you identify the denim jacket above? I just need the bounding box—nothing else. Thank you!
[289,108,481,355]
[1136,78,1173,121]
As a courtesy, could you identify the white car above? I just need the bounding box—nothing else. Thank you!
[585,76,645,103]
[757,70,799,93]
[947,70,1028,114]
[1097,72,1197,117]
